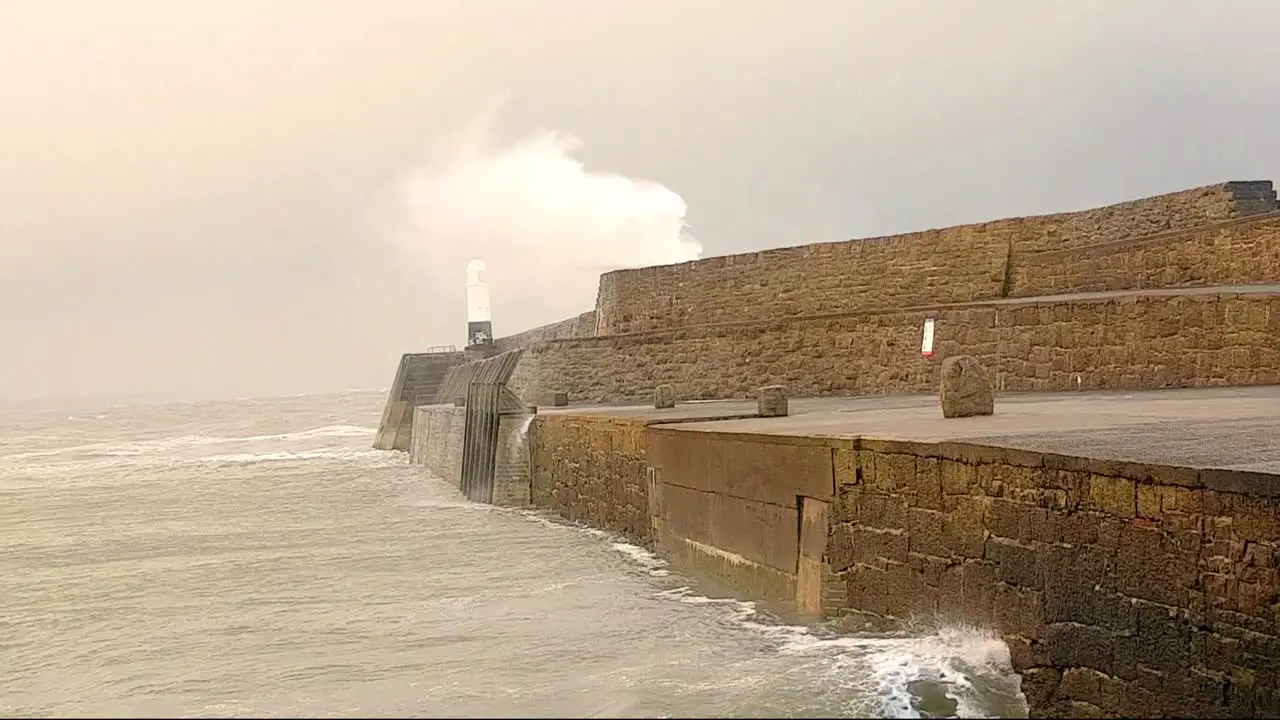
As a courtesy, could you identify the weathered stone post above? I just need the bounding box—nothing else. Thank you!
[939,355,994,418]
[653,384,676,409]
[756,385,788,417]
[551,392,569,407]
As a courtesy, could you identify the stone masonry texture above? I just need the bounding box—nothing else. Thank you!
[1011,213,1280,299]
[413,405,465,486]
[411,404,531,506]
[373,351,465,450]
[507,292,1280,406]
[593,182,1276,336]
[528,414,651,545]
[450,180,1280,719]
[829,439,1280,717]
[939,355,995,418]
[493,311,597,353]
[383,181,1280,719]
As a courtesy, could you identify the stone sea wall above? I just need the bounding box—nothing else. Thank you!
[522,418,1280,717]
[833,439,1280,718]
[1010,213,1280,298]
[492,311,598,354]
[527,414,651,544]
[508,292,1280,405]
[593,182,1276,336]
[410,404,530,507]
[373,350,466,451]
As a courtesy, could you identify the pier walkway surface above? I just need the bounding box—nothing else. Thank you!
[544,385,1280,475]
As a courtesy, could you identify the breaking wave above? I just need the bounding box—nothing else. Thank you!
[519,511,1026,719]
[0,425,375,462]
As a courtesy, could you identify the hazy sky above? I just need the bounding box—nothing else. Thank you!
[3,0,1278,402]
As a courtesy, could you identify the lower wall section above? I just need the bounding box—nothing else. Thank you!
[411,404,531,506]
[412,405,464,485]
[494,415,532,506]
[647,428,843,610]
[508,291,1280,405]
[832,439,1280,718]
[528,414,650,544]
[522,414,1280,717]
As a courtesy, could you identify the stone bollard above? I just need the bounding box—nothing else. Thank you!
[653,384,676,409]
[756,385,788,417]
[939,355,994,418]
[551,392,569,407]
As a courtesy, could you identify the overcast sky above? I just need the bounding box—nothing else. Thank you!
[2,0,1277,403]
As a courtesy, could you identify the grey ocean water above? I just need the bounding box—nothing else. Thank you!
[1,391,1026,718]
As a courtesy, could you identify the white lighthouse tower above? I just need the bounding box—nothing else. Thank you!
[465,259,493,349]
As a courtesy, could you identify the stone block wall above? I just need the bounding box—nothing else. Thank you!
[593,182,1271,336]
[528,414,651,544]
[645,427,843,608]
[494,415,532,506]
[830,439,1280,718]
[593,222,1012,336]
[411,404,532,506]
[493,311,597,353]
[508,292,1280,405]
[412,405,465,485]
[373,350,466,450]
[1010,213,1280,298]
[1038,180,1275,252]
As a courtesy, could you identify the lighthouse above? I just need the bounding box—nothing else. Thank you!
[465,259,494,351]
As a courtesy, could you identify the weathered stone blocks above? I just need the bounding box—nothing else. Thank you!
[551,391,569,407]
[653,384,676,409]
[756,385,788,417]
[505,294,1280,406]
[939,355,994,418]
[830,440,1280,718]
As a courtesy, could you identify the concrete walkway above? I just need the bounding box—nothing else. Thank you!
[548,385,1280,473]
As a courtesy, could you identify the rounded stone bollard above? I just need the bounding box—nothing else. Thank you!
[939,355,994,418]
[653,384,676,409]
[756,385,788,417]
[551,392,569,407]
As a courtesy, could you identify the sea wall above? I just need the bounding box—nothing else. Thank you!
[522,417,1280,717]
[527,414,651,544]
[410,405,465,485]
[409,404,531,506]
[645,427,845,609]
[833,439,1280,718]
[373,350,466,450]
[1010,213,1280,298]
[493,311,597,353]
[593,182,1277,335]
[508,291,1280,405]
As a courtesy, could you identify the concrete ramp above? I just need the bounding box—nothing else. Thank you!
[373,350,466,451]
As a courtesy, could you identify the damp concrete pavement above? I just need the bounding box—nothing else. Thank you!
[544,386,1280,474]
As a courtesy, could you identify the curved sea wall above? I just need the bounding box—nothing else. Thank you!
[388,179,1280,718]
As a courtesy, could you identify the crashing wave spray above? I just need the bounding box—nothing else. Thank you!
[389,108,702,347]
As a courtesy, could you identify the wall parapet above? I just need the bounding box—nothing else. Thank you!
[593,181,1277,336]
[508,287,1280,405]
[493,311,596,353]
[1009,212,1280,298]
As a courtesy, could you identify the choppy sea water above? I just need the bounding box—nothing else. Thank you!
[0,391,1026,718]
